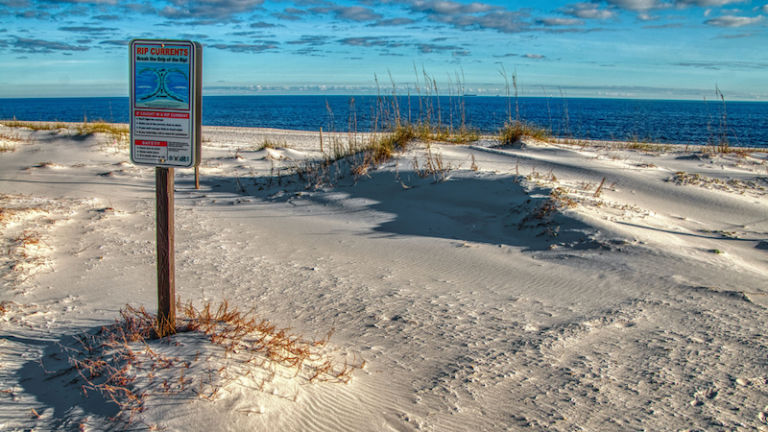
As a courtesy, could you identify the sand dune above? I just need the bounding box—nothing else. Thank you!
[1,123,767,431]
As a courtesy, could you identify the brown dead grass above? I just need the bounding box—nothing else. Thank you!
[67,300,363,424]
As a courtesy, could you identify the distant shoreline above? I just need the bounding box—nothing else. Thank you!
[3,95,768,103]
[4,120,768,153]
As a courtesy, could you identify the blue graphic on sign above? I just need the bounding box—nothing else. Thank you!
[135,64,189,109]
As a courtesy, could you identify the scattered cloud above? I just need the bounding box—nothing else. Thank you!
[58,26,112,33]
[178,33,209,40]
[0,0,30,8]
[368,17,416,26]
[599,0,748,13]
[714,31,755,38]
[272,7,306,21]
[99,40,129,46]
[704,14,763,26]
[673,60,768,69]
[536,17,585,26]
[642,22,684,28]
[416,42,463,53]
[0,0,765,100]
[287,35,331,46]
[604,0,660,11]
[249,21,279,28]
[675,0,745,6]
[309,5,382,22]
[374,0,530,33]
[338,36,405,48]
[560,3,616,19]
[160,0,265,20]
[408,0,498,15]
[10,36,90,53]
[39,0,119,3]
[15,10,50,19]
[209,41,278,53]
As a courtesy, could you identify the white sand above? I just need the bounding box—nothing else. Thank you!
[1,123,767,431]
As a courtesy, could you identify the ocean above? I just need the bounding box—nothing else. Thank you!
[1,95,767,148]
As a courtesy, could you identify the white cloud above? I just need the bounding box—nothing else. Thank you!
[605,0,660,11]
[536,17,584,26]
[560,3,616,19]
[704,14,764,26]
[161,0,266,20]
[676,0,745,6]
[604,0,745,11]
[408,0,497,15]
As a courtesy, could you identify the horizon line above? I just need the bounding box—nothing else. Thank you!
[1,94,766,103]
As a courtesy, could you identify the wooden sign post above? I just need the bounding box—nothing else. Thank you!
[129,39,202,337]
[156,167,175,334]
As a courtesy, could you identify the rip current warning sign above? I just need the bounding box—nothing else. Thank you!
[130,39,202,168]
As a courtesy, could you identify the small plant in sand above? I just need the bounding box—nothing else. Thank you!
[77,120,130,151]
[499,121,550,146]
[0,130,29,152]
[669,171,767,196]
[621,141,672,153]
[670,171,705,186]
[518,186,578,239]
[0,141,16,153]
[412,144,451,182]
[64,301,363,425]
[75,121,129,138]
[258,137,288,151]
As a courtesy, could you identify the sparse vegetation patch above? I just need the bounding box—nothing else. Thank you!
[669,171,767,196]
[64,301,363,425]
[499,121,550,146]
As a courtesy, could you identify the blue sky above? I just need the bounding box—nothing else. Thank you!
[0,0,767,99]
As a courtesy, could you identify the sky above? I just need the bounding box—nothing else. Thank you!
[0,0,767,100]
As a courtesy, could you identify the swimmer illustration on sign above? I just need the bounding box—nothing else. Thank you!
[135,66,190,109]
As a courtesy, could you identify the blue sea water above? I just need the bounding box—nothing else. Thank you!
[1,95,766,148]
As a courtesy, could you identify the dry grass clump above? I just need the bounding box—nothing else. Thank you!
[257,138,288,151]
[0,120,129,150]
[536,187,578,218]
[0,141,15,153]
[412,145,451,182]
[410,123,479,144]
[66,301,362,424]
[0,203,49,229]
[77,121,130,151]
[669,171,767,196]
[0,130,30,152]
[0,195,57,287]
[0,120,69,131]
[518,187,579,238]
[499,121,550,146]
[621,141,672,153]
[670,171,705,186]
[76,121,129,139]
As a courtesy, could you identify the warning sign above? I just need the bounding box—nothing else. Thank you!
[130,39,202,168]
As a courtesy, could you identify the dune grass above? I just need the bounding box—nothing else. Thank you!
[65,300,363,425]
[499,121,550,145]
[0,120,70,131]
[0,119,130,150]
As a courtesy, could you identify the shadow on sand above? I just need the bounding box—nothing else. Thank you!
[11,329,122,431]
[182,166,599,251]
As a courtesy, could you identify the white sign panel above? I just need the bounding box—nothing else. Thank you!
[130,39,202,168]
